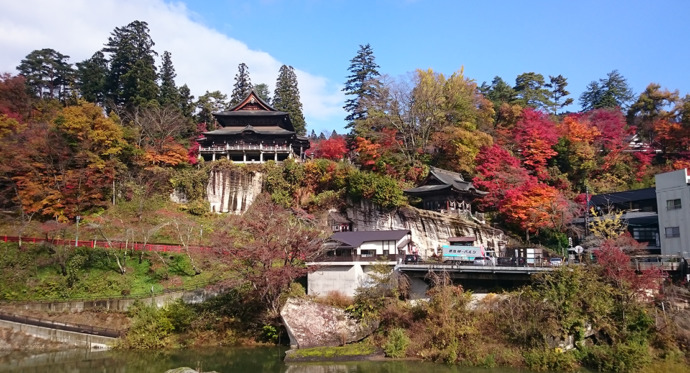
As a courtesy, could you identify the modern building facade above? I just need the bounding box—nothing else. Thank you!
[655,169,690,257]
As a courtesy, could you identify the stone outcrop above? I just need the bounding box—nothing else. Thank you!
[280,298,377,349]
[207,167,263,214]
[344,201,505,258]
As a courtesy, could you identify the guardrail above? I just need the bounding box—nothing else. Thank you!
[0,312,122,338]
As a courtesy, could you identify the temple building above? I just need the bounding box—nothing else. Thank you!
[197,90,310,163]
[404,167,487,216]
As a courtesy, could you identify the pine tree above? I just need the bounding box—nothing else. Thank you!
[342,44,381,129]
[514,72,553,110]
[76,51,108,105]
[230,63,252,105]
[158,51,180,107]
[545,74,574,114]
[102,20,159,112]
[273,65,306,135]
[579,70,634,112]
[17,48,74,103]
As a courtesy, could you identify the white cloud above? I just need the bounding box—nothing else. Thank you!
[0,0,345,134]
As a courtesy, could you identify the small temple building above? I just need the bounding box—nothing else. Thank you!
[197,90,310,163]
[404,167,487,215]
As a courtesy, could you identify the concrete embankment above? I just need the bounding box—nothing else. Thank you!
[0,319,115,350]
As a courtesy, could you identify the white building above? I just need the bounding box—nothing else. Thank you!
[655,169,690,257]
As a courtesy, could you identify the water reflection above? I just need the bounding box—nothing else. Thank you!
[0,347,528,373]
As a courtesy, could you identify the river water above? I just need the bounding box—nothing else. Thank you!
[0,346,531,373]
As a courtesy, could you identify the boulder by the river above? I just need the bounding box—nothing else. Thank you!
[280,298,377,349]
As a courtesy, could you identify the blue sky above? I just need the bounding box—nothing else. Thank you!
[1,1,689,135]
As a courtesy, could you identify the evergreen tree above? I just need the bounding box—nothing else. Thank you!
[253,83,272,105]
[514,72,553,110]
[343,44,381,129]
[76,51,108,105]
[102,20,159,112]
[579,70,634,112]
[545,74,574,114]
[230,63,252,105]
[17,48,74,102]
[309,129,317,140]
[195,90,228,128]
[158,51,180,107]
[480,76,518,112]
[178,84,195,119]
[273,65,306,135]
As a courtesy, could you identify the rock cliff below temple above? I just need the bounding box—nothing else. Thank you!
[345,201,505,258]
[207,167,263,214]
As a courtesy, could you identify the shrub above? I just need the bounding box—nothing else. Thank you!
[384,328,410,358]
[523,347,579,372]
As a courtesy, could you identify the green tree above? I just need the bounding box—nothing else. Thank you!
[230,63,252,105]
[514,72,553,110]
[158,51,180,107]
[579,70,634,112]
[480,76,518,111]
[545,74,574,114]
[194,90,228,128]
[16,48,74,103]
[103,20,159,112]
[343,44,382,130]
[75,51,108,105]
[273,65,306,135]
[177,84,195,119]
[253,83,271,105]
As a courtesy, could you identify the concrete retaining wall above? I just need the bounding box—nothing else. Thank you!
[0,319,115,350]
[3,287,222,313]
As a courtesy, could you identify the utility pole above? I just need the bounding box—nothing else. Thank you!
[75,216,81,247]
[584,187,589,238]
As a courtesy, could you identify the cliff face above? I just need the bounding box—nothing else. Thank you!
[345,201,505,257]
[200,169,504,254]
[206,168,263,214]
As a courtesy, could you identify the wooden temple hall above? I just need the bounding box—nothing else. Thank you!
[197,90,311,163]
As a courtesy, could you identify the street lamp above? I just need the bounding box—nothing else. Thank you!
[75,216,81,247]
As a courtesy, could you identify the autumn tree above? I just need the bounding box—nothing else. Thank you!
[343,43,382,130]
[311,135,347,161]
[579,70,634,111]
[472,144,532,211]
[0,73,32,120]
[230,62,252,105]
[211,194,326,318]
[273,65,306,135]
[553,114,600,190]
[132,105,190,167]
[17,48,74,103]
[627,83,679,142]
[500,179,571,238]
[512,108,558,179]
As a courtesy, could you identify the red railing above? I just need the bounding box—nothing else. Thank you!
[1,235,213,253]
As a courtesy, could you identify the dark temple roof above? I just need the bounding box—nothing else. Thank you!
[404,167,487,196]
[328,230,411,249]
[589,187,656,206]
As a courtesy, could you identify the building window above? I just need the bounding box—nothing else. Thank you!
[665,227,680,238]
[361,250,375,257]
[633,227,657,241]
[666,199,682,210]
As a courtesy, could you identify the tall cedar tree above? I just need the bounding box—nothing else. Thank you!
[273,65,306,135]
[102,20,159,112]
[579,70,634,112]
[230,63,252,105]
[178,84,195,119]
[76,51,108,105]
[158,51,180,107]
[342,44,381,130]
[17,48,74,103]
[545,74,574,114]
